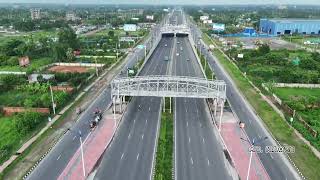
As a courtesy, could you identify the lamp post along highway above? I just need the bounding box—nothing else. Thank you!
[240,135,268,180]
[79,130,86,178]
[95,57,98,77]
[49,84,56,115]
[137,44,146,62]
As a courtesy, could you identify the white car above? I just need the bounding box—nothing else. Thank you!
[165,44,168,47]
[176,53,180,56]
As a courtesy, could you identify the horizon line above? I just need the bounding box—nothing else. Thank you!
[1,3,320,6]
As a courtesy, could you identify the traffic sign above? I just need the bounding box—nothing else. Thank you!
[137,44,145,49]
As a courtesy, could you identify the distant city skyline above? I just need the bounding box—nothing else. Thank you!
[1,0,320,5]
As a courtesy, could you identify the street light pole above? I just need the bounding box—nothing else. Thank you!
[79,131,86,178]
[49,85,56,115]
[246,140,254,180]
[116,43,119,61]
[94,57,98,77]
[240,135,268,180]
[144,45,147,61]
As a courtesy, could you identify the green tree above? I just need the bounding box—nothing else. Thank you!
[66,48,75,62]
[58,27,79,49]
[53,43,67,62]
[108,30,115,37]
[1,39,24,56]
[13,112,43,136]
[258,44,270,55]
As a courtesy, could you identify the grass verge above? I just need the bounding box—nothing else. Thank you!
[154,97,173,180]
[195,48,214,80]
[210,44,320,179]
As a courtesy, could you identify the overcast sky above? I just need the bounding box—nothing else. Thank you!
[2,0,320,5]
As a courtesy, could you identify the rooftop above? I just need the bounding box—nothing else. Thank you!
[262,18,320,23]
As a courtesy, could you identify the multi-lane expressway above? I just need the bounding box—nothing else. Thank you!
[174,36,233,180]
[93,37,173,180]
[94,11,234,180]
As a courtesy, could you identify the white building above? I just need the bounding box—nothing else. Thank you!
[123,24,137,32]
[200,16,209,21]
[203,19,213,24]
[66,12,77,21]
[146,15,154,21]
[30,9,41,20]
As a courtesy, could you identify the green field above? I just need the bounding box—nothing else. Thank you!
[0,57,53,73]
[273,87,320,149]
[0,113,47,165]
[274,87,320,100]
[283,35,320,50]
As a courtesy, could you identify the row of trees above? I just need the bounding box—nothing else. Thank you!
[0,27,79,63]
[227,45,320,84]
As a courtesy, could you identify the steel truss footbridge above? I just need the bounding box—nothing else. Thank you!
[111,75,227,129]
[161,24,190,36]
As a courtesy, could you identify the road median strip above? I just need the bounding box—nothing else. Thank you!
[154,97,173,180]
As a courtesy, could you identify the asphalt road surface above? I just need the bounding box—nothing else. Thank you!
[192,26,301,180]
[173,36,233,180]
[26,30,159,180]
[93,37,173,180]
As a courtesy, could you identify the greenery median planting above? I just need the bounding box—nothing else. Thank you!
[154,97,173,180]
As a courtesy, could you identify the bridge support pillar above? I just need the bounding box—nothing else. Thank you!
[163,97,166,112]
[119,96,122,113]
[113,96,116,119]
[214,98,217,117]
[169,97,172,114]
[218,99,225,132]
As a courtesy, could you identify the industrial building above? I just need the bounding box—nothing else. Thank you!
[260,18,320,35]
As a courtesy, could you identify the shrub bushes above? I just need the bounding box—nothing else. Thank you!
[54,72,90,86]
[13,112,45,136]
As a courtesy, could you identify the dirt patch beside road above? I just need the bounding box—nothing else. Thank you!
[48,66,90,73]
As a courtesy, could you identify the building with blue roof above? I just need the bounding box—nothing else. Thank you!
[260,18,320,35]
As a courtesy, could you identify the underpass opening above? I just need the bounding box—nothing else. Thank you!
[176,33,188,37]
[162,33,174,37]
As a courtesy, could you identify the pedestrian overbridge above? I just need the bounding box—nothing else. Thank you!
[161,25,190,37]
[111,75,227,128]
[111,75,226,99]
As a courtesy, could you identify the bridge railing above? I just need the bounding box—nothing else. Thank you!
[111,75,226,100]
